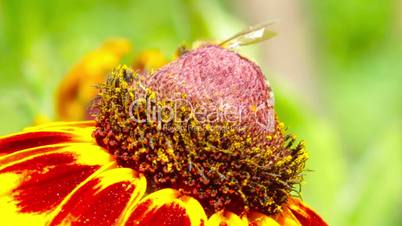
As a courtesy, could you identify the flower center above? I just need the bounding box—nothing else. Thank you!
[93,65,307,216]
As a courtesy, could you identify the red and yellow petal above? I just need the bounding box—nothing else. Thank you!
[273,198,328,226]
[50,168,146,226]
[207,211,282,226]
[0,121,94,157]
[245,212,281,226]
[205,199,327,226]
[0,123,327,226]
[274,208,303,226]
[286,198,327,226]
[207,211,248,226]
[0,123,114,225]
[25,121,96,132]
[124,188,207,226]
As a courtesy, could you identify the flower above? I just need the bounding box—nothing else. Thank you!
[0,122,326,225]
[1,44,327,225]
[55,38,132,121]
[55,39,167,121]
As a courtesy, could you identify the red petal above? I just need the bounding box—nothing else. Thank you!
[246,211,280,226]
[1,151,99,213]
[125,188,207,226]
[207,211,248,226]
[0,122,94,156]
[25,121,96,131]
[274,208,302,226]
[287,198,328,226]
[0,126,114,225]
[0,131,76,156]
[50,168,146,226]
[0,143,113,213]
[207,211,281,226]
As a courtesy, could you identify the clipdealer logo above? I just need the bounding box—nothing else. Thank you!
[128,97,275,132]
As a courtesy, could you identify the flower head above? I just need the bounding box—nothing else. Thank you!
[93,45,307,216]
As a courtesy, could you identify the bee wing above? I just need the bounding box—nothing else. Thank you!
[219,21,278,49]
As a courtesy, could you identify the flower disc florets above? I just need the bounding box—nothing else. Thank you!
[93,46,307,216]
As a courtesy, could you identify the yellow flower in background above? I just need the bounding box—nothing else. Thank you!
[132,50,168,73]
[55,39,167,121]
[56,38,132,121]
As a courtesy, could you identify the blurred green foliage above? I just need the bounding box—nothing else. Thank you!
[0,0,400,226]
[279,0,401,225]
[0,0,220,134]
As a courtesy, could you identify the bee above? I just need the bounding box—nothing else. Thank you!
[177,21,277,56]
[219,20,277,49]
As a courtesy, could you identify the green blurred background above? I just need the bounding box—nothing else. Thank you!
[0,0,400,225]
